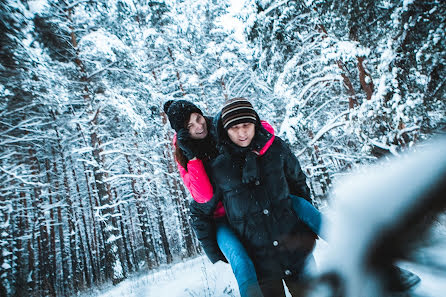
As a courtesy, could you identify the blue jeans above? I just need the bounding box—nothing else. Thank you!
[290,195,323,239]
[216,219,264,297]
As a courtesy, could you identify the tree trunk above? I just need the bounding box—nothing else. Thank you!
[36,161,52,296]
[153,192,173,264]
[357,56,374,100]
[125,154,157,268]
[68,154,93,287]
[162,139,195,258]
[307,130,331,198]
[167,47,186,96]
[27,147,44,295]
[44,159,58,296]
[13,190,28,297]
[117,200,133,274]
[337,60,358,109]
[51,147,70,295]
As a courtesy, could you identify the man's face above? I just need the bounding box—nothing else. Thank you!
[227,122,255,147]
[187,112,207,139]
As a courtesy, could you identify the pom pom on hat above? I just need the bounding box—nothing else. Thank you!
[163,100,174,114]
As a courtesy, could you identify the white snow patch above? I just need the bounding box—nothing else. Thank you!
[78,29,128,63]
[105,93,147,130]
[114,259,124,280]
[28,0,49,13]
[77,257,240,297]
[403,0,415,11]
[1,263,11,270]
[208,67,228,83]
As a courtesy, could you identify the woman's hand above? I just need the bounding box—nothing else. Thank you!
[177,128,198,160]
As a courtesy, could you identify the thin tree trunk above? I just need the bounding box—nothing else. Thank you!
[141,165,161,267]
[14,188,28,297]
[167,47,186,96]
[124,154,157,268]
[37,164,52,296]
[171,176,196,257]
[68,155,94,287]
[0,171,11,296]
[21,183,32,296]
[27,147,44,295]
[44,159,58,296]
[51,147,70,295]
[76,226,88,291]
[357,56,374,100]
[153,192,173,264]
[337,60,358,109]
[55,127,82,292]
[116,197,133,274]
[307,130,331,198]
[125,205,139,268]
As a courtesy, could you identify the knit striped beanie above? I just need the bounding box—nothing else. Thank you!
[221,98,258,130]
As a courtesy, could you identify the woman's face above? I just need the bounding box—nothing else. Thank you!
[187,113,207,139]
[227,122,255,147]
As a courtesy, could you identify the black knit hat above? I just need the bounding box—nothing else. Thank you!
[163,100,203,132]
[221,98,258,130]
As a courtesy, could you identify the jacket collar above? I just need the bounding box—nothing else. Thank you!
[213,112,275,156]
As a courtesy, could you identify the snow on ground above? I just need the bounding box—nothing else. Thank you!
[78,256,238,297]
[78,240,326,297]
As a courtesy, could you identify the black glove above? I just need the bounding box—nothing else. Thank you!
[242,151,260,184]
[176,128,197,160]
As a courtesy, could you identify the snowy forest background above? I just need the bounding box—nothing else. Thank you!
[0,0,445,296]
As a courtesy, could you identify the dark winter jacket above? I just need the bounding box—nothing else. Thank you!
[186,117,276,264]
[190,114,316,279]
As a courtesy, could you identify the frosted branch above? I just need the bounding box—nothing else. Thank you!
[86,61,118,80]
[0,166,46,187]
[297,110,349,156]
[368,139,400,156]
[397,126,420,138]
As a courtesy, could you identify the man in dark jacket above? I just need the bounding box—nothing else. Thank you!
[190,98,317,297]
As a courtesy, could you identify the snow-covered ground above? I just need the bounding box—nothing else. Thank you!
[76,240,325,297]
[77,255,238,297]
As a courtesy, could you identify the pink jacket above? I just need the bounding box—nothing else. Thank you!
[175,120,275,218]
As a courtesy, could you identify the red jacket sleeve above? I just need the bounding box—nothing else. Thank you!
[177,158,214,203]
[172,127,215,204]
